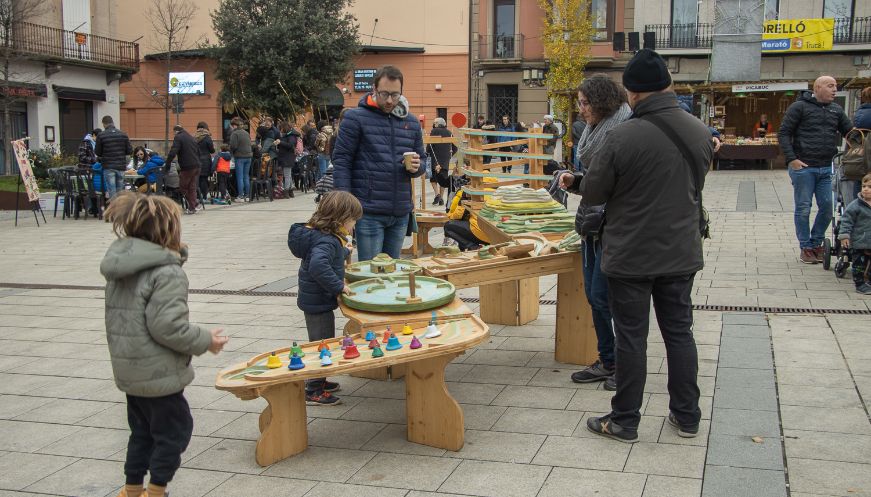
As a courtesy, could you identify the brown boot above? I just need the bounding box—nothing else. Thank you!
[813,246,825,263]
[799,248,817,264]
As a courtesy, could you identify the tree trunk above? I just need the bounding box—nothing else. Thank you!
[3,57,13,176]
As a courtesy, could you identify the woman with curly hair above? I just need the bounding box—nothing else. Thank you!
[561,74,632,390]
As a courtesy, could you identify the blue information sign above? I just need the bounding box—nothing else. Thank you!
[354,69,377,92]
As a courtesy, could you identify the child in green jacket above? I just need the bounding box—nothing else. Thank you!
[101,192,228,497]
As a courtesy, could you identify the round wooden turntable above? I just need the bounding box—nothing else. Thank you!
[341,273,456,312]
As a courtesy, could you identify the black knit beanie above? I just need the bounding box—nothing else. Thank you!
[622,49,672,92]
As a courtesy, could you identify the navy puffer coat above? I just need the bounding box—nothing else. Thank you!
[854,103,871,129]
[288,223,348,313]
[332,94,426,217]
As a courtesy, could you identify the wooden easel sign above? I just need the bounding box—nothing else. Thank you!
[11,138,47,227]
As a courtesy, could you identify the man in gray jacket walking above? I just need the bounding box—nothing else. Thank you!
[569,49,713,443]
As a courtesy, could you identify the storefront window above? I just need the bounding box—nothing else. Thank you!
[823,0,853,18]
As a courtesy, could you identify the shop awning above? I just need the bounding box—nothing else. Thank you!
[1,82,48,98]
[52,85,106,101]
[685,80,812,93]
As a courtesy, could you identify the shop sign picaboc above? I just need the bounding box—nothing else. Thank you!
[731,82,809,93]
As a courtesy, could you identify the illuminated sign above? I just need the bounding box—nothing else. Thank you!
[168,72,205,94]
[354,68,377,92]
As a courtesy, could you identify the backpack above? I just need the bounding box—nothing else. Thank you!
[78,140,96,166]
[316,132,329,153]
[843,129,871,180]
[216,156,231,174]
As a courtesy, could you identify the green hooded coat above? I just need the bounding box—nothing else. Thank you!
[101,238,211,397]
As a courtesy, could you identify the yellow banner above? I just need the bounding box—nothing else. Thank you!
[762,19,834,52]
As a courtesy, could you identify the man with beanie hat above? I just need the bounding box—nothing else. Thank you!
[561,49,712,442]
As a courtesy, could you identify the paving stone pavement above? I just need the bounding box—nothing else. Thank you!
[0,170,869,497]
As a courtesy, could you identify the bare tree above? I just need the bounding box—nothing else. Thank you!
[0,0,49,175]
[146,0,198,152]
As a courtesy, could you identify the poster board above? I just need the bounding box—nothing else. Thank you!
[11,139,40,202]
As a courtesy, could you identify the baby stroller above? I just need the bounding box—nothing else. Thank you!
[823,152,856,277]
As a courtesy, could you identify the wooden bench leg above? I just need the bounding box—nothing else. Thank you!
[554,253,597,365]
[405,354,464,451]
[255,381,308,466]
[479,278,540,325]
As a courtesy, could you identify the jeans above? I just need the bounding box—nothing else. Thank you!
[355,213,408,261]
[607,273,701,430]
[582,237,615,367]
[788,165,832,249]
[317,154,329,180]
[125,392,193,487]
[282,166,294,191]
[103,169,125,198]
[234,157,252,198]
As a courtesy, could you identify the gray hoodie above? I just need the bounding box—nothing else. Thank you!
[838,193,871,249]
[101,238,211,397]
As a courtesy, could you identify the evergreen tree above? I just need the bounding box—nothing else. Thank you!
[211,0,359,119]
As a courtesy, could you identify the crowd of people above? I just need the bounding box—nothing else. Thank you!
[76,112,344,217]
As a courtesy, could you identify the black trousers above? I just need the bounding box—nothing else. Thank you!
[125,391,193,486]
[852,249,870,286]
[304,310,336,390]
[198,174,210,199]
[444,220,485,251]
[607,273,701,430]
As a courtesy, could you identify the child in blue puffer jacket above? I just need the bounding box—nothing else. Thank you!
[136,153,165,192]
[287,191,362,405]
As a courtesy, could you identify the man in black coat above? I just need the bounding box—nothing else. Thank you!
[778,76,853,264]
[94,115,132,199]
[564,49,713,443]
[165,125,201,213]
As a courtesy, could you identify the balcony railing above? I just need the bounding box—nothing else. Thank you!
[834,17,871,44]
[478,34,524,60]
[645,17,870,50]
[643,23,713,49]
[7,22,139,71]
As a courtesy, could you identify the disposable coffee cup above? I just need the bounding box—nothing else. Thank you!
[403,152,416,172]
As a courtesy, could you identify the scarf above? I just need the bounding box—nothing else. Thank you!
[195,128,211,142]
[576,102,632,172]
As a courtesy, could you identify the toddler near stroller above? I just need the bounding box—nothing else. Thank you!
[837,173,871,294]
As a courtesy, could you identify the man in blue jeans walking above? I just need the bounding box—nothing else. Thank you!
[778,76,853,264]
[332,65,426,261]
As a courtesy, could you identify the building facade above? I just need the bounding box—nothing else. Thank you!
[115,0,469,150]
[1,0,138,174]
[470,0,635,128]
[636,0,871,137]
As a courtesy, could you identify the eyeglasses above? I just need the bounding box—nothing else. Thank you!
[376,91,402,101]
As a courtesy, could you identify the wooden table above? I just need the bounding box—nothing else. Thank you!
[403,210,450,258]
[414,249,596,366]
[715,144,780,170]
[341,297,475,380]
[216,304,489,466]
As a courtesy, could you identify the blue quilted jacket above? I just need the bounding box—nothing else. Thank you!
[288,223,349,313]
[332,94,426,217]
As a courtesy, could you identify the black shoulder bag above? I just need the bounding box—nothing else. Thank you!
[641,114,711,239]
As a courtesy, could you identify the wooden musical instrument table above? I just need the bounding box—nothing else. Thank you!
[216,303,489,466]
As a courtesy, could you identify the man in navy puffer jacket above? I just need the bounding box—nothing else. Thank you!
[778,77,853,264]
[332,65,426,261]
